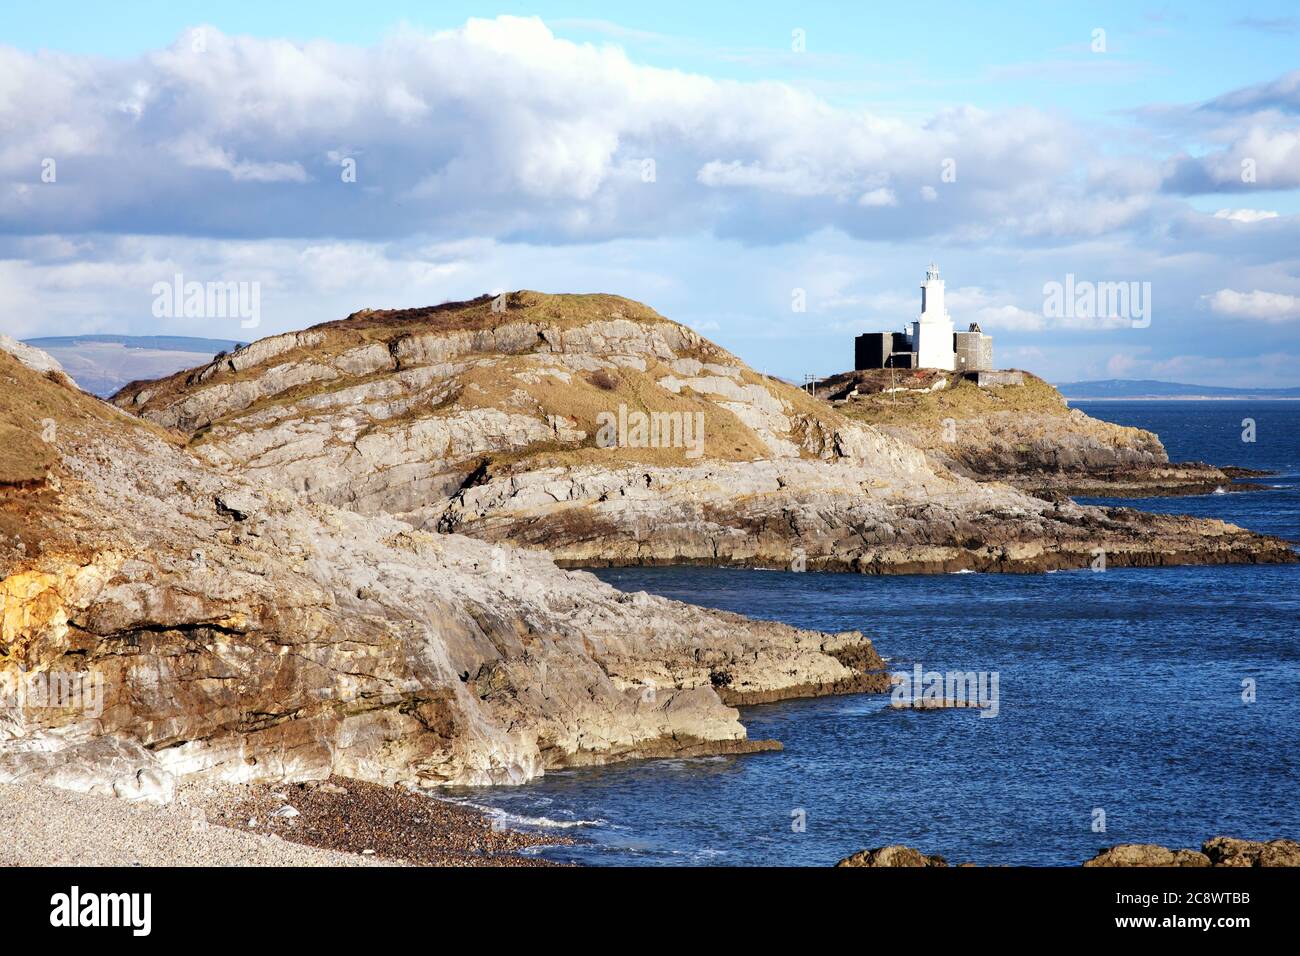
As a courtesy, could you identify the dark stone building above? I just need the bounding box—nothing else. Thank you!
[854,332,914,370]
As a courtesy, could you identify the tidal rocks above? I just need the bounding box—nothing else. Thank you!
[888,697,981,711]
[836,837,1300,867]
[836,845,953,867]
[1201,836,1300,867]
[435,460,1295,572]
[1084,837,1300,868]
[1082,844,1212,867]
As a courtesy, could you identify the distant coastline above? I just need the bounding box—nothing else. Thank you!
[1058,378,1300,402]
[24,334,243,353]
[1068,396,1300,402]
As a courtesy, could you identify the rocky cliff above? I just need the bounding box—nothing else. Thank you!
[817,368,1252,498]
[111,292,1295,573]
[1,339,890,801]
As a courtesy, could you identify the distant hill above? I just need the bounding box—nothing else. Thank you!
[1057,379,1300,400]
[23,334,243,398]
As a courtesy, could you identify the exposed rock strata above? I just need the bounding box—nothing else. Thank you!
[434,460,1292,572]
[1,343,888,800]
[110,293,1294,573]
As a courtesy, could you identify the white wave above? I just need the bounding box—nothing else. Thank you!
[437,796,607,830]
[489,811,607,830]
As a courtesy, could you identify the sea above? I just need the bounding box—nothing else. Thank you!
[442,401,1300,866]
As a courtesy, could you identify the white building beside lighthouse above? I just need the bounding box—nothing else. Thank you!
[910,263,956,371]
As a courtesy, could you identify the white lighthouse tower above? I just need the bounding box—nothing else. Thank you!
[911,262,956,370]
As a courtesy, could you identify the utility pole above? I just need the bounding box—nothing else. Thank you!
[887,351,911,407]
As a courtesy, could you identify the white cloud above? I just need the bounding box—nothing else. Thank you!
[0,18,1132,245]
[697,161,838,198]
[857,187,897,207]
[1159,72,1300,193]
[1,18,1299,388]
[974,304,1044,331]
[1106,352,1141,377]
[1203,288,1300,322]
[1194,128,1300,189]
[171,137,311,183]
[1212,208,1279,223]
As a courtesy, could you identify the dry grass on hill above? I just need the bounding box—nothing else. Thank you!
[0,351,182,553]
[833,370,1069,428]
[129,292,854,470]
[121,291,729,426]
[449,355,775,466]
[0,350,99,486]
[312,290,678,337]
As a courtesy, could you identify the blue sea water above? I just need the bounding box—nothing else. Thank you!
[444,401,1300,866]
[1073,400,1300,541]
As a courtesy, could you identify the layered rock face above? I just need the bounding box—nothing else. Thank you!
[112,292,1295,573]
[819,368,1249,499]
[1,343,890,801]
[436,460,1291,572]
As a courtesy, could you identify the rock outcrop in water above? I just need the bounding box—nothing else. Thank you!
[837,837,1300,867]
[836,845,955,867]
[1,340,889,801]
[110,293,1294,573]
[1083,837,1300,868]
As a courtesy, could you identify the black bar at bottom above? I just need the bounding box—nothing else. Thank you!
[2,865,1290,940]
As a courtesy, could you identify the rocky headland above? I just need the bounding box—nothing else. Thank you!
[4,292,1295,815]
[108,292,1294,574]
[815,367,1267,500]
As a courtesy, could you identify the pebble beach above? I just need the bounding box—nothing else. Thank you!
[0,777,569,867]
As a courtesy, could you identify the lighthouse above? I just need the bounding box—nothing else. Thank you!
[910,262,956,371]
[853,263,991,372]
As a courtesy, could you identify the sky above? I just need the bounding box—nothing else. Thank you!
[2,2,1299,386]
